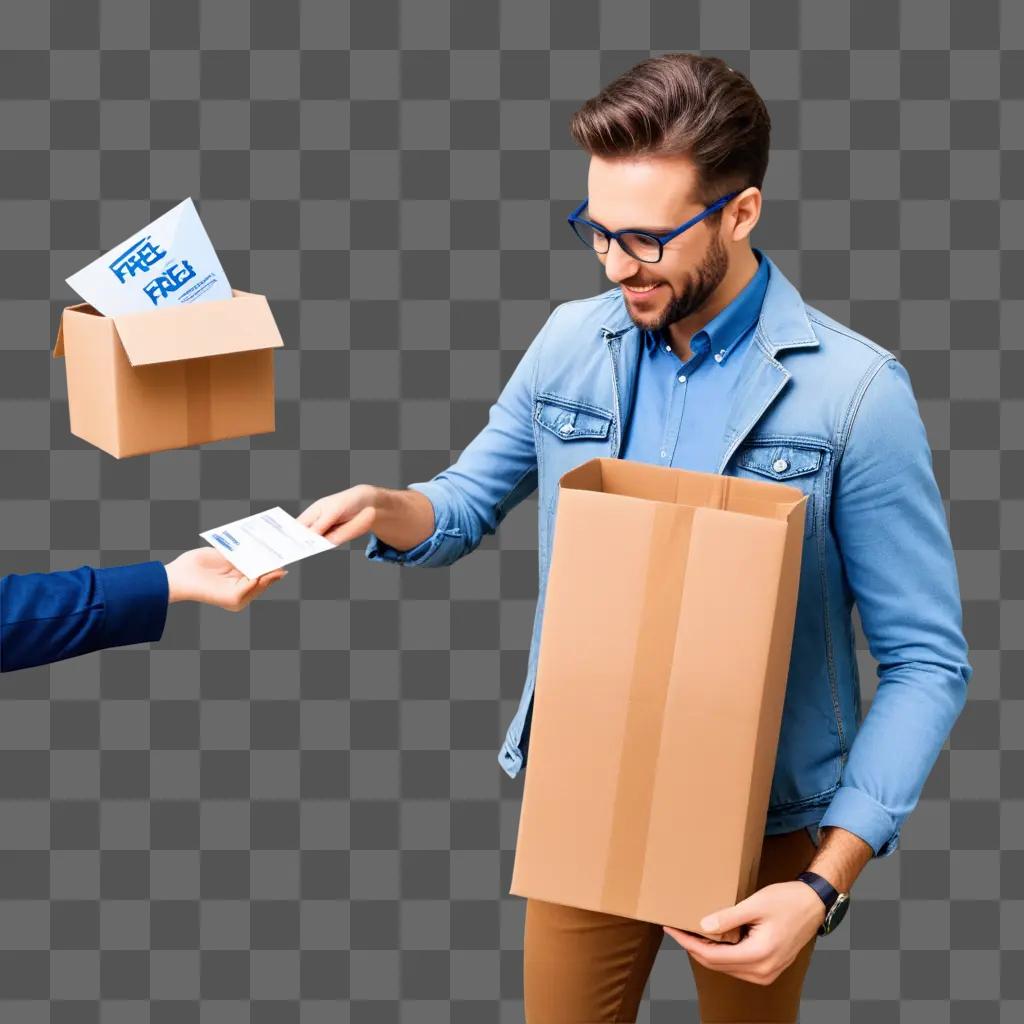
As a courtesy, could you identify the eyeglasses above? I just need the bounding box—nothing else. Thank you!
[567,190,744,264]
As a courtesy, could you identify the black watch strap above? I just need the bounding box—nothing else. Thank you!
[796,870,838,910]
[797,870,849,935]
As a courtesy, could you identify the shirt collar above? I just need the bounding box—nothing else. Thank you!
[644,246,770,364]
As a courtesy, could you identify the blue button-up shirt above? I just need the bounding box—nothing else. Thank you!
[621,247,770,470]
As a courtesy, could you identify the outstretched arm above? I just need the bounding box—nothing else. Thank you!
[1,550,287,673]
[0,561,169,672]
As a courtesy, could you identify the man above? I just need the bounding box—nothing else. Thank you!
[1,547,286,672]
[298,53,972,1022]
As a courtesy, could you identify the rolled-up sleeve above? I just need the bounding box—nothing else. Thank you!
[1,561,169,673]
[817,357,973,857]
[364,306,557,570]
[364,480,467,567]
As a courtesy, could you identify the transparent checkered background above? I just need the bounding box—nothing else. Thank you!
[0,0,1019,1020]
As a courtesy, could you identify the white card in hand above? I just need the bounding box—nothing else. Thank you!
[200,506,335,579]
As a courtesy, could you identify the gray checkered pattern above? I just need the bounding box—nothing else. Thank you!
[0,0,1018,1019]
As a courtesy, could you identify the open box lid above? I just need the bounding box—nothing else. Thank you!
[560,457,806,522]
[53,289,284,367]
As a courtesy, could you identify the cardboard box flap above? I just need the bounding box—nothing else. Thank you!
[53,302,99,359]
[111,290,284,367]
[560,458,805,520]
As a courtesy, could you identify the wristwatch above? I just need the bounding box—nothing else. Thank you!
[796,870,850,936]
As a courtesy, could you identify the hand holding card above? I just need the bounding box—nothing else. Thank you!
[165,548,288,611]
[200,507,336,579]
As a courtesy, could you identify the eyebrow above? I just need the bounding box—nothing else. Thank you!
[586,211,676,234]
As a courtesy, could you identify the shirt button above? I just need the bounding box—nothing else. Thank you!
[773,458,789,473]
[713,352,724,363]
[664,344,671,353]
[559,422,573,434]
[660,450,667,458]
[677,374,686,383]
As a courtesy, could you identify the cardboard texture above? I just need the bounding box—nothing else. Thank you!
[509,457,808,944]
[52,289,284,458]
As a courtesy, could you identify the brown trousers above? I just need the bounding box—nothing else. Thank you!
[523,827,819,1023]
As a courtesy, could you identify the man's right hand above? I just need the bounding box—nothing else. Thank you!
[164,548,288,610]
[297,484,381,546]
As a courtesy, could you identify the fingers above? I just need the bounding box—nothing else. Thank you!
[299,493,377,542]
[296,505,321,530]
[231,583,262,612]
[664,924,762,965]
[228,569,288,611]
[251,570,288,597]
[323,505,377,547]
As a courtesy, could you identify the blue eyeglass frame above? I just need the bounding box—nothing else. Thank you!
[567,189,745,262]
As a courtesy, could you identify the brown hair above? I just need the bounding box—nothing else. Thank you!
[568,53,771,225]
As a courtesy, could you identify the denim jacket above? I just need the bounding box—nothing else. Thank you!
[366,250,972,858]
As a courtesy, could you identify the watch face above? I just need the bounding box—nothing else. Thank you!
[823,893,850,934]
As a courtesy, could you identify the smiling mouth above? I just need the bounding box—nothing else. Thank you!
[624,283,662,295]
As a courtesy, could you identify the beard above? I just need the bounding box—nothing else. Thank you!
[623,230,729,332]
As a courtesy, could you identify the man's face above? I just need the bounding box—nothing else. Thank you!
[585,154,731,334]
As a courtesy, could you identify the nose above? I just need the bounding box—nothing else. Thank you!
[603,237,641,283]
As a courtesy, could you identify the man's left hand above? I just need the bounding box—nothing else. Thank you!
[662,881,826,986]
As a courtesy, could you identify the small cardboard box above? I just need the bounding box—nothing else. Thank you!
[509,457,808,944]
[52,289,284,458]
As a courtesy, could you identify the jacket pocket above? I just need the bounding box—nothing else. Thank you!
[732,441,827,538]
[536,396,614,520]
[535,394,613,441]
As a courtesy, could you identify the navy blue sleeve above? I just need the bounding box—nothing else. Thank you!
[0,561,169,673]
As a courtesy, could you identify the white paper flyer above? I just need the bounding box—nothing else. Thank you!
[200,506,336,579]
[65,197,232,317]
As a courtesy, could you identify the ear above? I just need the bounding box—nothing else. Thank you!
[731,187,761,241]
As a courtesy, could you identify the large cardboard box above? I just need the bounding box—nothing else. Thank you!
[509,457,808,944]
[52,289,284,458]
